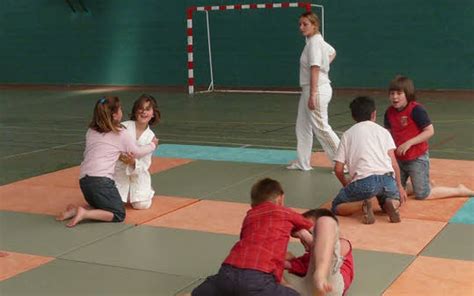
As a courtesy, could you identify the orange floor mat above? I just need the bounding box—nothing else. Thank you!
[383,256,474,296]
[0,184,86,216]
[310,156,474,188]
[2,157,191,189]
[399,197,468,222]
[338,216,446,255]
[0,157,193,217]
[149,157,193,174]
[0,251,54,281]
[0,184,197,225]
[124,195,198,225]
[145,200,249,235]
[12,166,81,188]
[310,152,333,168]
[145,200,308,236]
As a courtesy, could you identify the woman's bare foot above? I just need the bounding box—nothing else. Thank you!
[66,206,87,227]
[56,204,77,221]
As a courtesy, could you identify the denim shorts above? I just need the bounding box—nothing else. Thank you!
[79,176,126,222]
[192,264,299,296]
[332,174,400,213]
[398,152,431,199]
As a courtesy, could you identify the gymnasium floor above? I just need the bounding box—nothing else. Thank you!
[0,87,473,295]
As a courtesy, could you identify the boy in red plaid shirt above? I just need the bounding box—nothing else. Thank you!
[191,178,313,296]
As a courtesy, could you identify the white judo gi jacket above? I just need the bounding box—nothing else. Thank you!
[114,120,155,203]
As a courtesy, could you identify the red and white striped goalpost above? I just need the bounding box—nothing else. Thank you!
[186,2,323,95]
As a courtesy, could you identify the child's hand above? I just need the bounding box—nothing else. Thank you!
[152,137,159,146]
[308,93,318,110]
[396,141,412,156]
[284,260,292,270]
[286,251,296,260]
[293,229,313,250]
[119,152,136,166]
[398,186,407,204]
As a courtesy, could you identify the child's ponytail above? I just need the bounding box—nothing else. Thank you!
[89,96,122,133]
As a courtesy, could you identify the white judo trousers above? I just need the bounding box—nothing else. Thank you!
[295,84,340,170]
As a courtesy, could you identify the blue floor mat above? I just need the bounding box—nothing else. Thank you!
[155,144,296,165]
[450,198,474,224]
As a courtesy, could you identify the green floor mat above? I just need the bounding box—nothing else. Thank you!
[0,211,131,257]
[421,223,474,261]
[0,259,198,296]
[347,249,415,296]
[204,166,340,209]
[151,160,277,198]
[60,226,239,277]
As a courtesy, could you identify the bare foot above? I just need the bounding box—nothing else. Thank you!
[458,184,474,196]
[56,204,77,221]
[313,275,333,296]
[66,206,87,227]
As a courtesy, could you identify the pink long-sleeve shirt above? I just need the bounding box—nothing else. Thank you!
[79,128,156,179]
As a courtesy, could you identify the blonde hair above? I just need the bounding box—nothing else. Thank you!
[89,96,122,133]
[300,11,320,32]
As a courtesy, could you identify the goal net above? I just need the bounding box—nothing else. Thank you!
[186,2,325,95]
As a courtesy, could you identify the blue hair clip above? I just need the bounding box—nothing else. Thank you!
[99,97,107,104]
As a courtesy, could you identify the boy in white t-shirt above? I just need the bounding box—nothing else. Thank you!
[331,96,407,224]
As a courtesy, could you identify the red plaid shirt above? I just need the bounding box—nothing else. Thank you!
[223,201,312,282]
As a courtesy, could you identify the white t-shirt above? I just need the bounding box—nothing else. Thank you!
[299,34,335,87]
[334,121,396,182]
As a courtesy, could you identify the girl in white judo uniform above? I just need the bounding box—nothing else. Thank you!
[114,94,161,210]
[288,11,340,171]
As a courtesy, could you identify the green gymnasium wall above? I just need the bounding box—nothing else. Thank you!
[1,0,473,89]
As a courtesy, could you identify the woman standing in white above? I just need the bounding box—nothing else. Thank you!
[114,94,161,209]
[288,12,340,171]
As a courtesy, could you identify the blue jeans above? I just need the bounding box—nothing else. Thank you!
[332,174,400,213]
[79,176,126,222]
[398,152,431,199]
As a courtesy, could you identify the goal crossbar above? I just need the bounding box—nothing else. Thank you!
[186,2,324,95]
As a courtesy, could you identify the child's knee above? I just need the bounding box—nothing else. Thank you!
[413,185,431,200]
[317,216,338,228]
[132,200,152,210]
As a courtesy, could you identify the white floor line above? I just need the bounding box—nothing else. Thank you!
[1,141,84,160]
[0,126,84,132]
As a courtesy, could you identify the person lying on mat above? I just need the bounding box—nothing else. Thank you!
[283,208,354,296]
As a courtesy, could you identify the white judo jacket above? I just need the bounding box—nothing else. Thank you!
[114,120,155,203]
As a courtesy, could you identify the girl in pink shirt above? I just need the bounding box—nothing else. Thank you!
[57,96,157,227]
